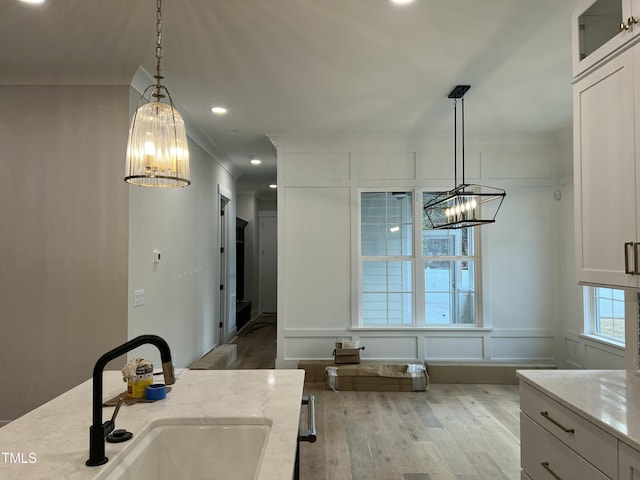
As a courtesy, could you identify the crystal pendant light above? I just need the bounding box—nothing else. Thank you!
[423,85,505,229]
[125,0,190,188]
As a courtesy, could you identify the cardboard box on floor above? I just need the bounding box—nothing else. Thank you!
[329,363,427,392]
[333,342,362,364]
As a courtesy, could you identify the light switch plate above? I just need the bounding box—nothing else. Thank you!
[133,289,145,307]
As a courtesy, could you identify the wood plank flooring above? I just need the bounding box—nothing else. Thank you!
[229,316,521,480]
[298,384,521,480]
[229,314,277,369]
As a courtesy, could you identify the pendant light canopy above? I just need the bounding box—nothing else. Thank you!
[424,85,505,229]
[125,0,190,188]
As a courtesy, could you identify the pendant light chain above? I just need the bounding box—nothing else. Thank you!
[452,97,466,189]
[153,0,165,99]
[453,98,457,189]
[461,97,465,186]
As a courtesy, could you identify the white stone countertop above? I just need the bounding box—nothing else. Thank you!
[0,369,305,480]
[517,369,640,451]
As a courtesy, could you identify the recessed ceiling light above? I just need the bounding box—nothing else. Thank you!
[211,106,227,115]
[391,0,414,4]
[250,158,262,165]
[19,0,45,4]
[269,184,277,189]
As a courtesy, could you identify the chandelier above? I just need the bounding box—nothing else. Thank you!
[124,0,190,188]
[424,85,505,229]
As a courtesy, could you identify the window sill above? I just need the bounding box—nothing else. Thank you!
[579,333,625,350]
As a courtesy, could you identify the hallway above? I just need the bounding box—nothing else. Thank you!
[229,314,277,369]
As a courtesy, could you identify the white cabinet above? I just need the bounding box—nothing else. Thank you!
[520,382,617,479]
[518,372,640,480]
[521,414,610,480]
[573,45,640,287]
[620,442,640,480]
[573,0,640,77]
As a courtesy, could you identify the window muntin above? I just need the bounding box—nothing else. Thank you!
[360,192,413,326]
[361,192,412,256]
[422,191,478,326]
[422,225,473,257]
[424,260,476,324]
[362,260,413,325]
[583,286,625,345]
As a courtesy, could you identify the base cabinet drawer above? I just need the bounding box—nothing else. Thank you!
[520,382,617,478]
[620,442,640,480]
[521,413,610,480]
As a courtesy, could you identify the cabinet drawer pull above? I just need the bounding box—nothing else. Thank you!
[635,243,640,275]
[625,242,635,274]
[541,461,563,480]
[540,411,575,434]
[629,16,639,26]
[621,21,630,31]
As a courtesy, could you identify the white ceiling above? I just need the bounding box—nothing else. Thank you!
[0,0,578,198]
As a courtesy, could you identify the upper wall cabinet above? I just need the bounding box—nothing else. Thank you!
[573,0,640,77]
[573,47,638,288]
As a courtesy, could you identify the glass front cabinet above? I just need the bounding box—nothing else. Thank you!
[573,0,640,76]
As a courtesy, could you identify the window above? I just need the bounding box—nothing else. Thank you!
[423,226,476,325]
[360,192,413,325]
[359,190,480,326]
[584,286,625,344]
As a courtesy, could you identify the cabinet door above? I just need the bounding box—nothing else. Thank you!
[631,0,640,31]
[620,442,640,480]
[573,0,635,76]
[574,48,638,287]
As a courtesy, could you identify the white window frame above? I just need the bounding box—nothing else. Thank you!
[583,286,625,347]
[357,188,482,328]
[358,190,415,326]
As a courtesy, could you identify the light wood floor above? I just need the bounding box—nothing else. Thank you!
[229,314,277,369]
[298,384,521,480]
[230,316,522,480]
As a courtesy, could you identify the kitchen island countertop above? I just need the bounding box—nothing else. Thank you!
[0,369,305,480]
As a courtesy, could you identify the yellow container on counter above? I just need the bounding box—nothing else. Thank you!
[127,364,153,398]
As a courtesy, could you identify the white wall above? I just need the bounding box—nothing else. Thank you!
[258,198,277,213]
[272,135,626,368]
[128,131,236,370]
[0,80,237,423]
[0,85,130,421]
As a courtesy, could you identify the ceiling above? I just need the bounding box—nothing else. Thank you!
[0,0,577,199]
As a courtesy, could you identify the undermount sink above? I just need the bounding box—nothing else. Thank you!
[94,418,272,480]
